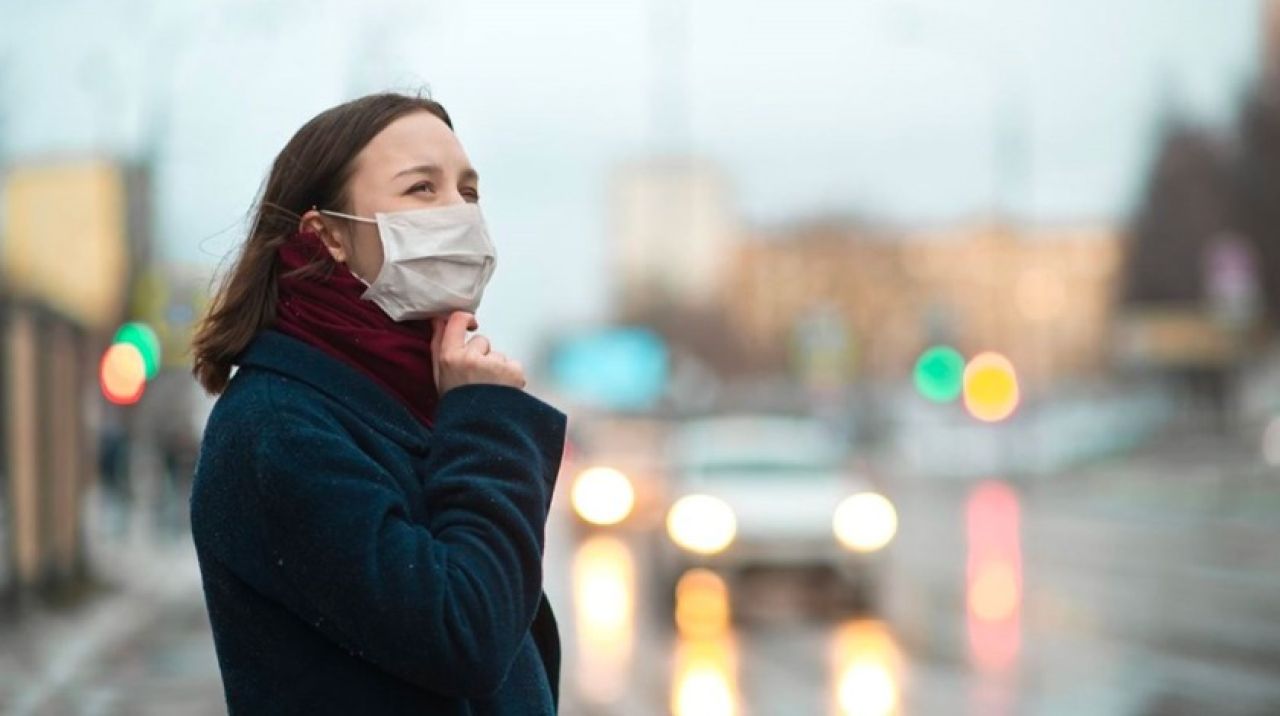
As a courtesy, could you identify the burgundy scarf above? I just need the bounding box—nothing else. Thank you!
[273,230,439,428]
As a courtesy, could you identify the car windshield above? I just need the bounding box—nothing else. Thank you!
[671,415,847,480]
[688,459,841,479]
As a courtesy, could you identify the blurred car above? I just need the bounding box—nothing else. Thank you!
[559,414,671,534]
[651,412,897,619]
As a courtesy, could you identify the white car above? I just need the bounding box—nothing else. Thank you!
[652,412,898,617]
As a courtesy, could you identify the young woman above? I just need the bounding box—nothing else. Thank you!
[188,92,567,714]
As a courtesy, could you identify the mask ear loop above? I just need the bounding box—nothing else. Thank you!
[313,205,378,287]
[317,208,378,224]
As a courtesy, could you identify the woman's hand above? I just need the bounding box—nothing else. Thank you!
[431,311,527,395]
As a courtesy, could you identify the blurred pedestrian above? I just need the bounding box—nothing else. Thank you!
[187,92,567,715]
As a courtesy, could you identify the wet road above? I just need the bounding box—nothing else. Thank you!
[550,429,1280,716]
[3,430,1280,715]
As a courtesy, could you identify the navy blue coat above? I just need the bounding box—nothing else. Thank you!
[190,330,567,714]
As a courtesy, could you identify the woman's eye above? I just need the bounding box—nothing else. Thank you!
[463,189,481,203]
[408,182,434,194]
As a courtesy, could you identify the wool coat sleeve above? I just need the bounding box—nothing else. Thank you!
[251,380,566,698]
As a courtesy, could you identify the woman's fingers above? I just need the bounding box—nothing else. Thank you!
[430,317,445,356]
[436,311,473,353]
[464,335,491,356]
[430,310,528,393]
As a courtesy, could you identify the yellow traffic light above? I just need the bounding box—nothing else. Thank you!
[963,352,1019,422]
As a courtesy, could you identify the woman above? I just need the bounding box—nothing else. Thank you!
[188,92,567,715]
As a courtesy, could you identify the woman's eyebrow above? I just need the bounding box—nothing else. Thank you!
[392,163,480,183]
[393,163,441,180]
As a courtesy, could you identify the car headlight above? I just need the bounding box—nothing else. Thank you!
[571,466,636,526]
[666,495,737,555]
[833,492,898,553]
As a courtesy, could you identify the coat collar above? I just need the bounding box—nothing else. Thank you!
[235,329,431,452]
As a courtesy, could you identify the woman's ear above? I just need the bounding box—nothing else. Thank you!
[299,209,348,263]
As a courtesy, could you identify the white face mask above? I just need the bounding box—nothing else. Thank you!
[320,203,497,322]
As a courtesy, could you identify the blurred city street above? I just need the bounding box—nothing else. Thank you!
[0,488,218,715]
[2,418,1279,715]
[4,0,1280,714]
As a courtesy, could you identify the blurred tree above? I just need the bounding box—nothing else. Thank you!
[1121,118,1234,307]
[1235,74,1280,324]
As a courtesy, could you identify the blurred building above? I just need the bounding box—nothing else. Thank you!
[724,220,1123,391]
[610,159,738,315]
[0,159,147,602]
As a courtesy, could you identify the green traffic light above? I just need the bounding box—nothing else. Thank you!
[914,346,964,402]
[113,322,162,380]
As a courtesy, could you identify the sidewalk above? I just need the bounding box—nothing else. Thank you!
[0,493,224,715]
[1029,422,1280,521]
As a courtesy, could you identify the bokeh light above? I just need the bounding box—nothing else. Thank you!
[967,562,1020,622]
[99,342,147,405]
[836,663,896,716]
[913,346,965,402]
[675,568,731,639]
[571,466,636,526]
[833,492,899,553]
[667,495,737,555]
[831,619,904,716]
[113,322,162,379]
[963,352,1020,422]
[671,636,739,716]
[965,481,1022,674]
[572,535,635,705]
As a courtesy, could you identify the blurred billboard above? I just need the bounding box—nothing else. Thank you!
[2,160,132,330]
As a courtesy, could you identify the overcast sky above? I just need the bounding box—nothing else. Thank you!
[0,0,1263,361]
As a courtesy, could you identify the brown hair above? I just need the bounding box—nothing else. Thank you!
[191,92,453,394]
